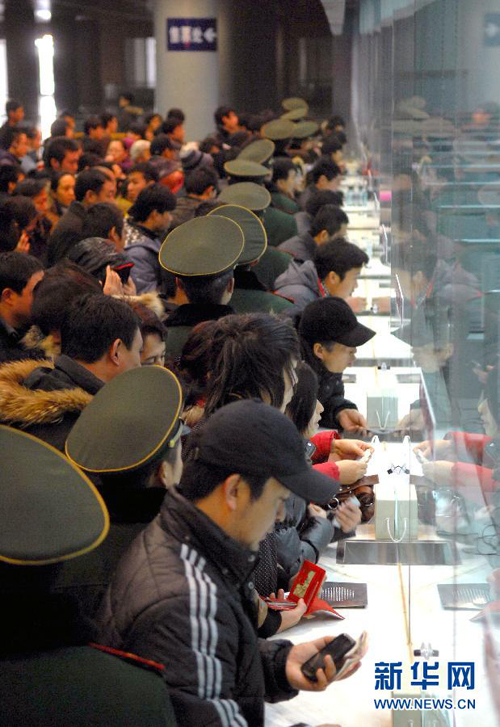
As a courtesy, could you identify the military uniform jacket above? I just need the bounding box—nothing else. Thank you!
[97,488,298,727]
[164,303,233,359]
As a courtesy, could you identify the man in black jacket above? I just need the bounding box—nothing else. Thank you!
[0,251,44,363]
[98,400,362,726]
[0,293,142,450]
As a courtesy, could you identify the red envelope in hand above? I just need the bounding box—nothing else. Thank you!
[289,560,327,614]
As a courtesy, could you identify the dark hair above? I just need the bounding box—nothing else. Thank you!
[150,134,174,156]
[101,112,117,128]
[178,270,233,306]
[322,135,343,155]
[77,152,103,173]
[305,190,344,217]
[3,196,37,229]
[314,239,368,281]
[127,122,146,138]
[82,203,124,240]
[0,164,22,193]
[161,118,182,136]
[50,119,69,138]
[285,361,319,434]
[60,293,140,363]
[59,110,75,120]
[145,112,163,126]
[128,183,176,222]
[0,251,43,295]
[167,108,185,124]
[6,99,22,115]
[325,116,346,131]
[199,134,221,154]
[84,115,104,135]
[0,127,26,150]
[119,92,134,104]
[129,301,166,342]
[185,167,218,196]
[310,204,349,238]
[204,312,300,416]
[174,319,219,405]
[390,240,438,281]
[45,137,79,167]
[50,171,74,193]
[31,260,101,335]
[311,158,341,184]
[180,458,267,502]
[129,162,159,184]
[13,178,46,199]
[271,158,296,183]
[0,205,18,251]
[74,169,107,202]
[214,105,234,127]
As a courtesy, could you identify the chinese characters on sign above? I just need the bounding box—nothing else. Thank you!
[167,19,217,51]
[375,661,475,691]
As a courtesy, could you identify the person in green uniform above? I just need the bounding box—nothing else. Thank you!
[0,425,177,727]
[160,215,244,359]
[207,203,294,315]
[268,157,301,214]
[223,158,298,247]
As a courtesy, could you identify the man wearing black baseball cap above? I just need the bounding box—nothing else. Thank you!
[98,399,361,726]
[300,296,376,432]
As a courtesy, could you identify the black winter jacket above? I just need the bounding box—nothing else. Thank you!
[317,370,358,431]
[97,488,298,727]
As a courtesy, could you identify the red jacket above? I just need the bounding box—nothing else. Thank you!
[310,430,341,481]
[447,432,497,492]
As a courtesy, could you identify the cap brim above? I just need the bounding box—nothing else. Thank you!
[279,466,339,505]
[337,321,376,348]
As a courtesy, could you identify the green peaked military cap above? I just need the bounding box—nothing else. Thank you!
[66,367,183,474]
[159,215,245,276]
[281,106,308,121]
[218,181,271,211]
[208,204,267,265]
[224,158,270,178]
[238,138,275,164]
[293,120,320,139]
[261,118,296,141]
[0,425,109,565]
[282,97,308,111]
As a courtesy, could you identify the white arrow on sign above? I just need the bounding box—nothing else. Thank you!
[204,27,217,43]
[485,22,500,38]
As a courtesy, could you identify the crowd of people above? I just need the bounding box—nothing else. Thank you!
[0,94,384,727]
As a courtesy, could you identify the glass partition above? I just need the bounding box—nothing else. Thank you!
[351,0,500,723]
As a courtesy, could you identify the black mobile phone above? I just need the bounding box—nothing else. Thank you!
[300,633,356,682]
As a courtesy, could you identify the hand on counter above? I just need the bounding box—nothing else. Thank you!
[286,636,360,692]
[345,296,367,314]
[334,500,362,531]
[336,459,367,484]
[270,589,308,633]
[331,438,373,459]
[336,409,368,434]
[398,409,425,433]
[414,439,456,461]
[421,460,454,486]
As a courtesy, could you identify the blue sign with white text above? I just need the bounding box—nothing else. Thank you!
[167,18,217,51]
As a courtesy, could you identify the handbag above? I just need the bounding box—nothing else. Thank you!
[327,475,379,523]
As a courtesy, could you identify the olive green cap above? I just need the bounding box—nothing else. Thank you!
[224,158,270,179]
[159,215,245,276]
[282,97,308,111]
[208,204,267,265]
[66,367,183,474]
[261,119,296,141]
[218,182,271,211]
[281,106,308,121]
[238,138,275,164]
[0,425,109,566]
[293,120,320,139]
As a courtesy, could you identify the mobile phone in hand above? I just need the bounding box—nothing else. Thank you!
[300,633,356,682]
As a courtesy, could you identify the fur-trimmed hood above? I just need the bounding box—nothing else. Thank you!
[0,358,93,427]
